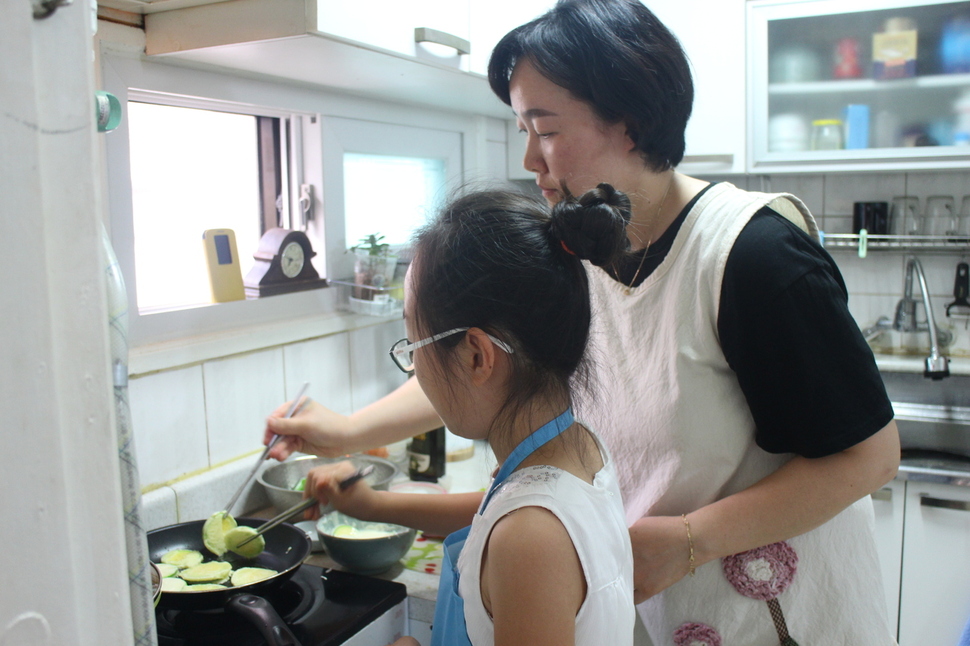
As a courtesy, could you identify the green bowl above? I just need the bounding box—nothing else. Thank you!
[316,512,416,576]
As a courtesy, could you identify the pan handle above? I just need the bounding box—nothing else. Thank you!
[226,594,303,646]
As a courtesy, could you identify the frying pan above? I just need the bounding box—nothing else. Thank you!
[147,517,311,611]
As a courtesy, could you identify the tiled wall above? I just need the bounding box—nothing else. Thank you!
[133,318,407,529]
[707,170,970,351]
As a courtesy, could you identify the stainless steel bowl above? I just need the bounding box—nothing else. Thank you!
[258,454,399,513]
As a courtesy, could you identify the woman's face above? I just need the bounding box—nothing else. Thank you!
[509,59,640,204]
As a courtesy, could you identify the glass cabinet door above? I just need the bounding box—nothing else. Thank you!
[748,0,970,171]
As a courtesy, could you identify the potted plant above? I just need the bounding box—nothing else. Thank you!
[349,234,397,300]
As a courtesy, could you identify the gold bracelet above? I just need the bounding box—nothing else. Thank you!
[681,514,696,577]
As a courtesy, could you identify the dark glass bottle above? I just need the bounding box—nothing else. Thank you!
[408,426,446,482]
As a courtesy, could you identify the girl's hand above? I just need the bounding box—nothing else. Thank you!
[302,461,381,521]
[264,398,354,460]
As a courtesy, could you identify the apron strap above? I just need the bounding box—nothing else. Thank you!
[482,408,574,510]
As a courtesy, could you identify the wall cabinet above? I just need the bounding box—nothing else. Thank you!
[653,0,748,175]
[748,0,970,173]
[143,0,510,119]
[873,478,970,644]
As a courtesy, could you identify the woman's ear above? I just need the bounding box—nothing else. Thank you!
[462,328,498,386]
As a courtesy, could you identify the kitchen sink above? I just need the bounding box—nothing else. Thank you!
[882,372,970,459]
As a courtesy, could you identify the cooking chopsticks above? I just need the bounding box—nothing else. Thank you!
[223,382,310,515]
[235,465,375,547]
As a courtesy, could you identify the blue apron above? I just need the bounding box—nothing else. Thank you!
[429,409,575,646]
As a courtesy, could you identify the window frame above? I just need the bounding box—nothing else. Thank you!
[100,51,480,367]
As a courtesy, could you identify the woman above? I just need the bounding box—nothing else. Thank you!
[304,186,637,645]
[266,1,899,643]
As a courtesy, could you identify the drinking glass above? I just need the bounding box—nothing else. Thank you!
[959,196,970,239]
[926,195,957,236]
[890,196,921,236]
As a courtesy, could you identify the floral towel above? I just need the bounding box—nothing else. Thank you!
[402,533,444,575]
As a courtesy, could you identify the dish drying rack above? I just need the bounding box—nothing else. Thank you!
[329,279,403,317]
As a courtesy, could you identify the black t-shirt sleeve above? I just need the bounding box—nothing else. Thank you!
[718,208,894,458]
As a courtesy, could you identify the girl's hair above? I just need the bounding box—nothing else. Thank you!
[409,183,630,431]
[488,0,693,171]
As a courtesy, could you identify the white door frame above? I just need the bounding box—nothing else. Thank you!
[0,1,132,643]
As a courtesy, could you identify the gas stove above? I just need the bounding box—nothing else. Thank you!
[155,565,408,646]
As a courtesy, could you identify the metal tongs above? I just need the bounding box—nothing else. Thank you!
[235,465,375,548]
[222,382,310,515]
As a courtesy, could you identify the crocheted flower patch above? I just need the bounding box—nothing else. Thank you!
[722,541,800,646]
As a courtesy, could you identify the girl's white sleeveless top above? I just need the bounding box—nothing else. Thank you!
[456,429,635,646]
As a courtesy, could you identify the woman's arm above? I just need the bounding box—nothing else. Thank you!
[483,507,585,646]
[629,420,900,603]
[266,376,442,460]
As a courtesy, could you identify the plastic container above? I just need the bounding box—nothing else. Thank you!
[811,119,843,150]
[768,113,809,152]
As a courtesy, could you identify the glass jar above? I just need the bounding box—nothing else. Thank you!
[811,119,843,150]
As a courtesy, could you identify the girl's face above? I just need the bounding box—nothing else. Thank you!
[509,59,640,204]
[403,261,461,433]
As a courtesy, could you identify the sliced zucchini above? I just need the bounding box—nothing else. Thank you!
[183,583,227,592]
[230,567,277,587]
[156,563,179,578]
[160,549,204,569]
[293,477,307,492]
[160,577,187,592]
[179,561,233,584]
[224,526,266,559]
[202,511,237,557]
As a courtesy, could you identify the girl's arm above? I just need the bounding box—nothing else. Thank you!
[629,420,900,602]
[482,507,585,646]
[304,460,482,537]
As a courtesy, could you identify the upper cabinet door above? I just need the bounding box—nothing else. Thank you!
[651,0,747,175]
[316,0,472,70]
[467,1,557,77]
[749,0,970,173]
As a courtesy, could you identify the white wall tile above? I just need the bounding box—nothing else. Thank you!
[283,333,354,416]
[140,486,178,531]
[760,174,825,221]
[202,348,286,465]
[824,172,906,216]
[129,365,208,486]
[169,456,272,522]
[905,170,970,204]
[349,320,409,411]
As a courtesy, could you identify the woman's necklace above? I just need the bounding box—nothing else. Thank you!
[621,173,674,296]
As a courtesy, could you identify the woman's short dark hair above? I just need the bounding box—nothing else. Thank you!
[409,184,630,429]
[488,0,693,171]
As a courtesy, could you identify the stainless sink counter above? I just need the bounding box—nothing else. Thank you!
[898,451,970,487]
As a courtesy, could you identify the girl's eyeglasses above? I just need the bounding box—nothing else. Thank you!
[388,327,514,373]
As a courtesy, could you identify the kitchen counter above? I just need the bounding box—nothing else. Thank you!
[898,452,970,487]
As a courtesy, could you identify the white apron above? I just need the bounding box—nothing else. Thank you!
[581,182,896,645]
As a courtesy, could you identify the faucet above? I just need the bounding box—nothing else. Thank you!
[893,257,951,380]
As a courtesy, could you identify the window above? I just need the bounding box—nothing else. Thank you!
[126,101,273,313]
[343,153,447,248]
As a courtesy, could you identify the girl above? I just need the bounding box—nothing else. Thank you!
[302,185,636,646]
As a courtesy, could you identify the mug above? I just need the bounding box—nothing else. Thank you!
[890,196,921,236]
[853,201,889,234]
